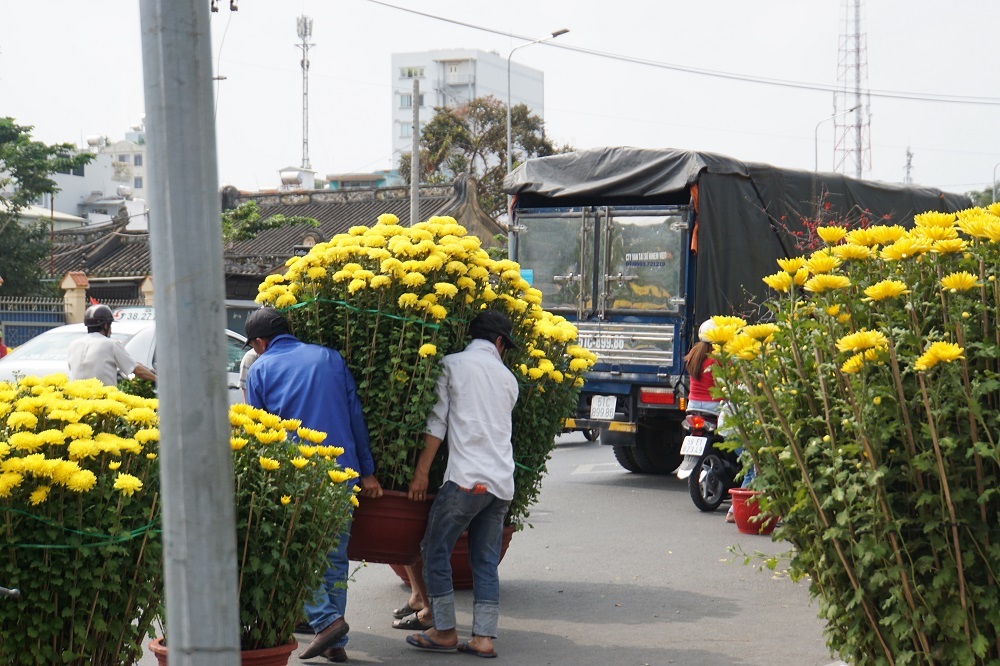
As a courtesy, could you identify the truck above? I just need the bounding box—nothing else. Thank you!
[504,147,970,473]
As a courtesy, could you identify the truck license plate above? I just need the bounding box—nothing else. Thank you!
[680,436,707,456]
[590,395,617,420]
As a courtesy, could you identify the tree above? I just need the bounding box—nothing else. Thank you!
[965,185,995,208]
[221,200,318,245]
[0,118,92,296]
[399,96,570,219]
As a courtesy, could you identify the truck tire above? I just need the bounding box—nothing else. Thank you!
[630,419,684,474]
[583,428,600,441]
[612,445,643,473]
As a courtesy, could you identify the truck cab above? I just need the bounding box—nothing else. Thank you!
[513,204,692,473]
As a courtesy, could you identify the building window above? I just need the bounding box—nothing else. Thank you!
[399,93,424,109]
[118,155,129,162]
[399,66,424,79]
[400,123,412,138]
[72,164,85,177]
[134,176,143,189]
[134,154,143,167]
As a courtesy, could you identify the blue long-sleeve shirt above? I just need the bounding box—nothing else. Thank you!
[245,334,375,478]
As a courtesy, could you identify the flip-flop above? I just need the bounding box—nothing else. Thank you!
[393,615,434,631]
[458,641,498,658]
[392,602,420,619]
[406,632,457,652]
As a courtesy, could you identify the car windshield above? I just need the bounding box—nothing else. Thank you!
[6,331,134,361]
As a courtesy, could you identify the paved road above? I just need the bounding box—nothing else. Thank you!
[141,433,846,665]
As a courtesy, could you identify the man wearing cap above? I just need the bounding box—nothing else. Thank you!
[404,309,519,659]
[243,307,383,662]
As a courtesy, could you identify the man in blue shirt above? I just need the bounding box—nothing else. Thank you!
[244,307,383,662]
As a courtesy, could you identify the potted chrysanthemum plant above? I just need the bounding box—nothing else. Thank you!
[253,214,596,566]
[148,403,358,662]
[710,206,1000,665]
[0,375,162,666]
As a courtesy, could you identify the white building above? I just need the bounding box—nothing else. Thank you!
[103,123,147,201]
[390,49,545,162]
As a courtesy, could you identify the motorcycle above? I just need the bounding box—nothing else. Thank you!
[675,409,741,511]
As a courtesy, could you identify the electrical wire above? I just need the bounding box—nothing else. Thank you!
[364,0,1000,106]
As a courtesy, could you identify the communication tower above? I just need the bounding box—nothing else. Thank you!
[833,0,872,178]
[297,16,314,170]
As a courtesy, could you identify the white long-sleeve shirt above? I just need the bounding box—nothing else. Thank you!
[424,338,519,500]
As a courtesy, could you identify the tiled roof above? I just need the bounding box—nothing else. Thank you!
[45,177,505,282]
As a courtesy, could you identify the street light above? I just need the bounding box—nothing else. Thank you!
[506,29,568,258]
[814,105,861,172]
[506,29,569,176]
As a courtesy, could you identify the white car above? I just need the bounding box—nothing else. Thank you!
[0,310,247,404]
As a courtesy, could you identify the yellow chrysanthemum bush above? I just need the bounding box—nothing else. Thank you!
[227,403,357,650]
[255,214,595,528]
[0,375,162,665]
[713,205,1000,665]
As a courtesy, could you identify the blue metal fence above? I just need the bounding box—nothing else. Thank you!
[0,298,66,348]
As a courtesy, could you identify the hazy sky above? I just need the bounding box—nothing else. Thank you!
[2,1,998,196]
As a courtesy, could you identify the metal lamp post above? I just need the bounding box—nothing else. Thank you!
[814,105,861,172]
[506,28,568,257]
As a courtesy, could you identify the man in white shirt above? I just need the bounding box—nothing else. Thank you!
[67,304,156,386]
[405,309,519,659]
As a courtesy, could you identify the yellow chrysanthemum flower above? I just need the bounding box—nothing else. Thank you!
[258,457,280,471]
[350,495,360,508]
[804,253,841,275]
[831,243,872,261]
[418,344,437,358]
[864,279,909,301]
[880,236,932,261]
[762,271,793,293]
[307,266,327,280]
[125,407,158,426]
[401,273,426,287]
[280,495,292,505]
[914,341,965,372]
[275,293,297,309]
[792,267,810,286]
[844,228,876,247]
[109,460,122,470]
[527,367,544,380]
[297,428,327,444]
[931,239,968,255]
[867,225,907,246]
[701,324,740,345]
[348,278,367,294]
[913,211,957,229]
[318,445,345,458]
[710,316,747,328]
[66,469,97,493]
[328,470,351,484]
[803,274,851,293]
[836,329,888,353]
[428,305,448,320]
[741,323,780,340]
[816,226,847,244]
[7,411,38,431]
[114,473,143,497]
[9,432,43,453]
[569,358,590,372]
[398,293,419,308]
[940,271,979,292]
[298,445,318,458]
[841,353,865,374]
[370,275,392,288]
[230,437,249,451]
[723,334,761,360]
[29,485,51,506]
[912,225,958,242]
[290,457,309,469]
[776,257,805,274]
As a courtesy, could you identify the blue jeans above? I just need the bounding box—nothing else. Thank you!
[304,528,350,648]
[421,481,510,638]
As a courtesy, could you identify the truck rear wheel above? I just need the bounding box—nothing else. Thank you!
[612,444,642,473]
[631,419,684,474]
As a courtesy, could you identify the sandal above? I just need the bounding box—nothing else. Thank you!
[393,614,434,631]
[392,602,421,619]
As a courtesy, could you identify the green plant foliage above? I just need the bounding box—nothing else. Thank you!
[221,200,318,245]
[254,214,595,529]
[712,206,1000,665]
[227,405,356,650]
[0,375,161,665]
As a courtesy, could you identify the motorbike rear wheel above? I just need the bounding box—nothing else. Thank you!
[689,451,729,511]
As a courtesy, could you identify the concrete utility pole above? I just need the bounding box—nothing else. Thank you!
[139,1,240,664]
[410,78,419,226]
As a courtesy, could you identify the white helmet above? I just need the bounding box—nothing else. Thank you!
[698,319,716,342]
